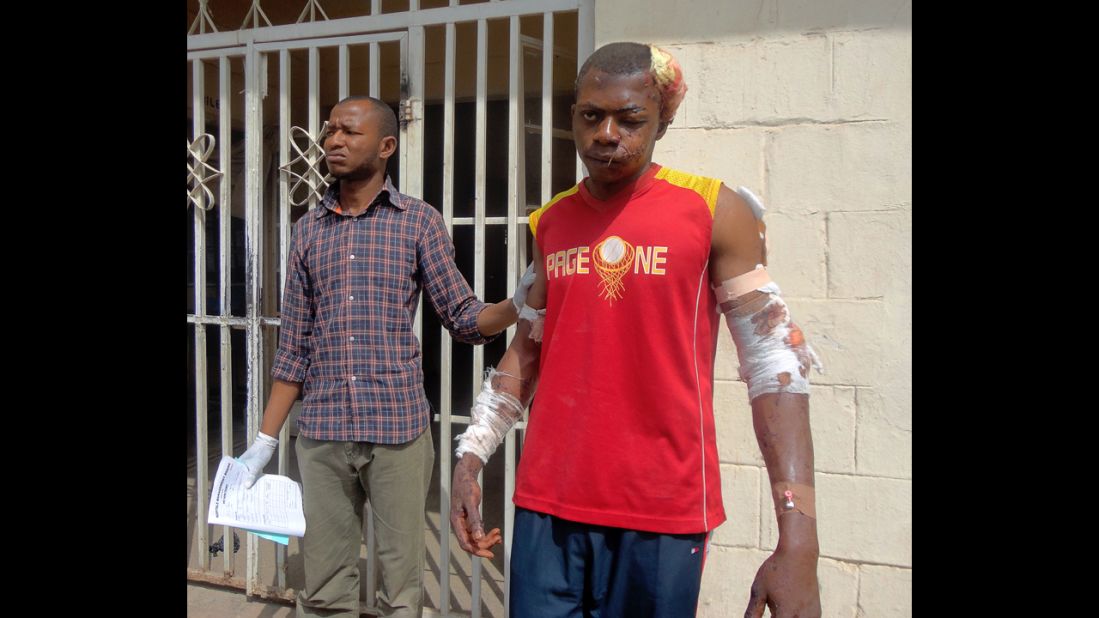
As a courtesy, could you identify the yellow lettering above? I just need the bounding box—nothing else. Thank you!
[576,246,590,274]
[634,246,652,274]
[566,247,577,275]
[555,250,567,278]
[545,254,556,280]
[652,246,668,275]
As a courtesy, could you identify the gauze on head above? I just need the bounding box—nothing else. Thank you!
[650,45,687,123]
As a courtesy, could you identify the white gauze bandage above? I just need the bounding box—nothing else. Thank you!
[518,304,547,342]
[718,268,824,401]
[454,369,525,464]
[735,185,770,265]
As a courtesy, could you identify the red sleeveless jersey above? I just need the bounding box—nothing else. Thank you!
[514,163,726,534]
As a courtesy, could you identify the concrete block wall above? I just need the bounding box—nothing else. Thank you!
[595,1,912,615]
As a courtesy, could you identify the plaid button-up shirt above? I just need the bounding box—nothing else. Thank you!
[271,177,493,444]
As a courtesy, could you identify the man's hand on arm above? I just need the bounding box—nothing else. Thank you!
[474,262,537,336]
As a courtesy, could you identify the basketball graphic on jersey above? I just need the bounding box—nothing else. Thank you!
[592,235,635,305]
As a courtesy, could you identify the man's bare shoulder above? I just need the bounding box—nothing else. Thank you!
[712,184,759,238]
[711,183,766,274]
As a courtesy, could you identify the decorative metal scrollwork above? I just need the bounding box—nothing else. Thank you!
[187,134,224,211]
[279,122,335,207]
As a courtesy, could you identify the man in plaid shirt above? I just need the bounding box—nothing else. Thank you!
[237,96,533,618]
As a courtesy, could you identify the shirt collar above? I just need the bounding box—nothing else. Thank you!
[316,176,405,218]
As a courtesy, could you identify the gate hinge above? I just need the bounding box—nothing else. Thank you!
[399,99,418,128]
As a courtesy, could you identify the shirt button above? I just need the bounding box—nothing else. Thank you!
[349,295,355,300]
[349,336,355,341]
[350,254,356,260]
[350,375,357,381]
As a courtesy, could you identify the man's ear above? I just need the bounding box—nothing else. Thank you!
[379,135,398,160]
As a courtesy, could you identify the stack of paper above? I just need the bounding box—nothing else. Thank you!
[207,457,306,545]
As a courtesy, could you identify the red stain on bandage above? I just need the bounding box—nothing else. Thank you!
[751,303,789,336]
[786,324,805,347]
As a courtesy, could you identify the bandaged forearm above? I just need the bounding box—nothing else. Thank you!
[454,369,526,464]
[719,269,823,401]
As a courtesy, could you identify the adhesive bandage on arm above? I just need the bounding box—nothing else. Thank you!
[519,304,546,342]
[718,268,823,401]
[771,481,816,520]
[454,369,526,464]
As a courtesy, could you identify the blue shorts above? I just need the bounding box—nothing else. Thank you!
[510,507,710,618]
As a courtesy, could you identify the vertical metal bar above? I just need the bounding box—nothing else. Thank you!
[474,463,485,618]
[276,48,292,593]
[474,19,487,380]
[516,30,529,359]
[444,11,460,611]
[279,50,291,310]
[504,18,523,615]
[309,46,320,211]
[541,13,554,206]
[438,19,457,615]
[370,0,381,99]
[507,16,522,340]
[192,57,211,575]
[405,25,428,604]
[407,28,425,342]
[369,41,382,98]
[370,42,380,99]
[406,30,424,200]
[218,54,235,578]
[244,41,265,596]
[398,34,409,195]
[339,44,349,100]
[576,0,594,75]
[257,48,271,595]
[504,430,516,617]
[471,18,488,617]
[407,23,420,431]
[576,0,595,184]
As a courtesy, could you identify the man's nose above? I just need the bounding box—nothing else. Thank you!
[594,117,620,144]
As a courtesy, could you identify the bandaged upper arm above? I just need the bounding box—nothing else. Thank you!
[717,267,823,401]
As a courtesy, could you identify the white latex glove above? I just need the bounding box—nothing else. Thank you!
[512,263,536,312]
[237,432,278,488]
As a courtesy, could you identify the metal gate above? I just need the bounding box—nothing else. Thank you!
[187,1,593,615]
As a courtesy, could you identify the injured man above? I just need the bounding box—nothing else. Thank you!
[450,41,825,618]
